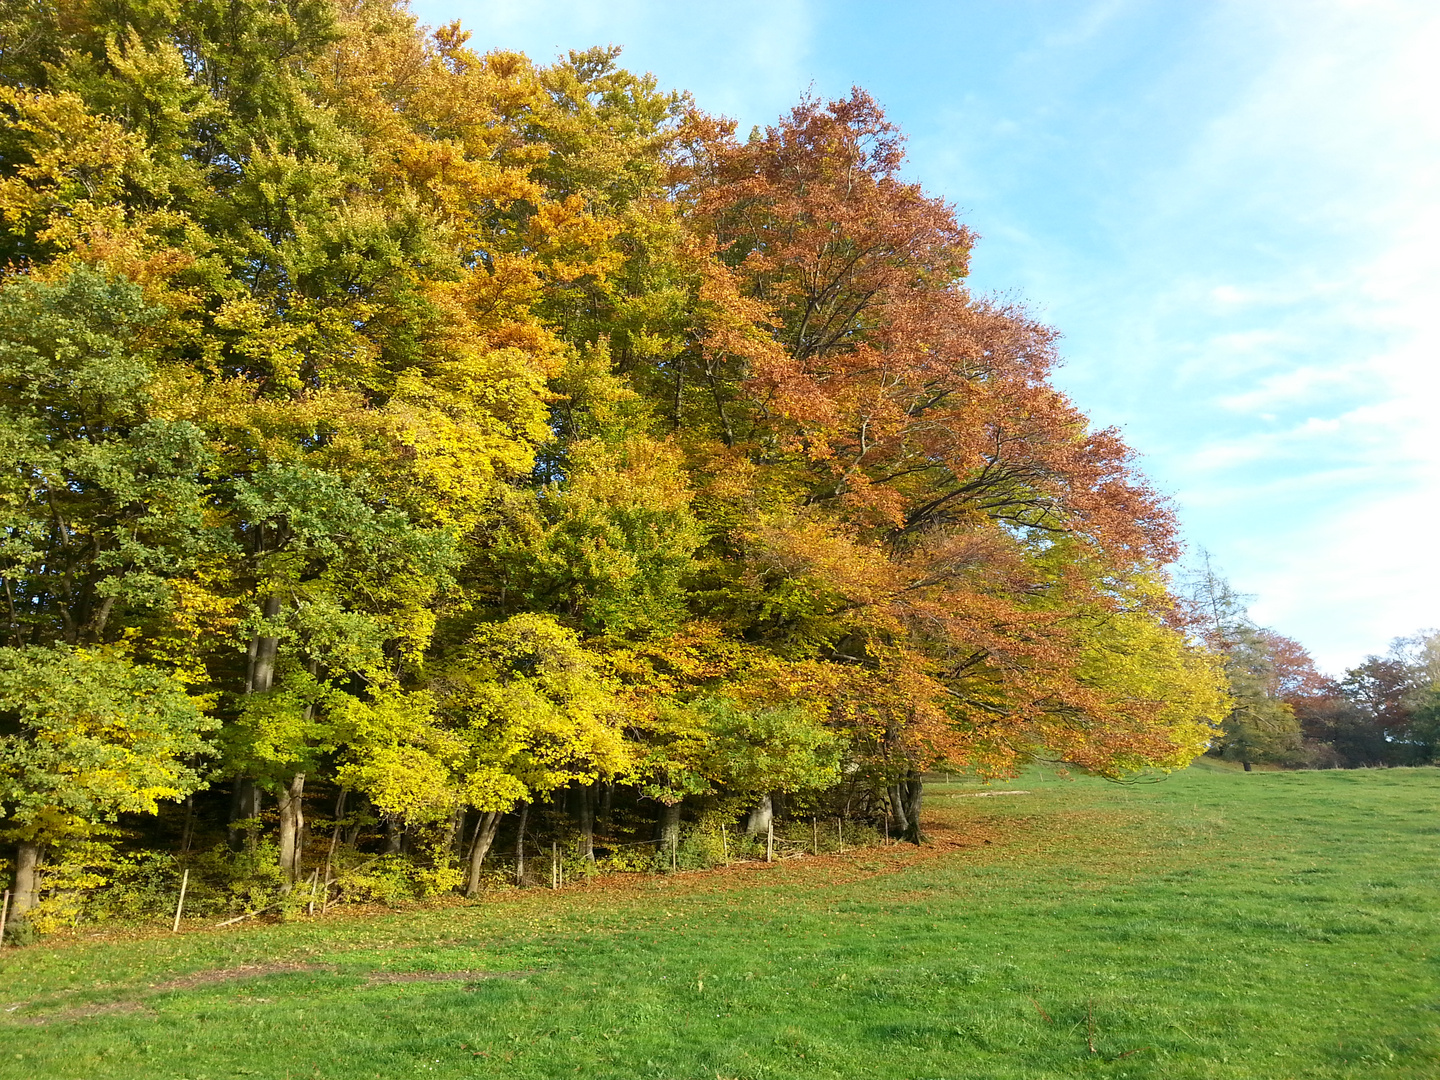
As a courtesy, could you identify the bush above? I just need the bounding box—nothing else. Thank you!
[1302,741,1348,769]
[24,839,114,933]
[595,843,661,875]
[2,916,37,946]
[183,842,287,917]
[329,854,462,905]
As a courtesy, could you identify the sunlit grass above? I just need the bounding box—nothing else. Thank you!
[3,764,1437,1078]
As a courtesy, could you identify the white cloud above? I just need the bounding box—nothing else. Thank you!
[1215,364,1368,413]
[964,0,1440,673]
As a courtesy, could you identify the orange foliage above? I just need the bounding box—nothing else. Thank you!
[666,90,1198,778]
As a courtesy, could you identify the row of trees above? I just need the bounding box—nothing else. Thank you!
[0,0,1230,923]
[1187,556,1438,770]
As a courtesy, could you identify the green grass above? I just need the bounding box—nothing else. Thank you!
[3,764,1438,1079]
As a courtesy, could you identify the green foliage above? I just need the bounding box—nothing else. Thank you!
[0,644,216,844]
[1218,647,1305,767]
[330,853,463,906]
[701,696,841,797]
[1184,556,1306,767]
[493,434,705,637]
[1,912,37,946]
[0,269,219,649]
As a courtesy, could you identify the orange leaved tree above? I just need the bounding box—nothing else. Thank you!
[661,91,1222,836]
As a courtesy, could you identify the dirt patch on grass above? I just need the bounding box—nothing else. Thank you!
[3,999,154,1026]
[150,961,332,990]
[1,964,530,1025]
[940,789,1032,797]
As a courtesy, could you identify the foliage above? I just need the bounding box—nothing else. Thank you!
[332,853,463,906]
[0,645,215,845]
[1183,554,1306,768]
[1291,631,1440,768]
[434,614,631,805]
[0,0,1236,916]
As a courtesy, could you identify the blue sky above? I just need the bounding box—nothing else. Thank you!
[414,0,1440,674]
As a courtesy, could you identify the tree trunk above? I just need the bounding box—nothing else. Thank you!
[244,591,289,874]
[277,772,305,887]
[385,816,404,854]
[578,785,595,864]
[900,773,924,844]
[745,793,773,837]
[322,788,347,897]
[179,794,195,855]
[10,841,39,915]
[1242,760,1253,772]
[440,805,462,857]
[454,809,469,859]
[248,593,282,694]
[344,793,367,849]
[228,779,262,852]
[658,802,681,867]
[514,801,529,885]
[465,811,502,897]
[888,783,910,838]
[599,781,613,826]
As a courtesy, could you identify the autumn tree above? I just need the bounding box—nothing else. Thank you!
[1183,556,1305,769]
[0,0,577,882]
[663,91,1220,826]
[0,646,214,915]
[0,0,1237,918]
[1299,634,1440,767]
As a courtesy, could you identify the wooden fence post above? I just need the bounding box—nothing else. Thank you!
[766,818,774,863]
[172,869,189,932]
[0,889,10,947]
[721,825,729,864]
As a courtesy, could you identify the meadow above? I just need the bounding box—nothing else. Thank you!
[1,762,1436,1079]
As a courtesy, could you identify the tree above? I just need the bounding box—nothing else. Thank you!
[0,645,215,914]
[1183,555,1304,769]
[427,615,630,891]
[1336,651,1420,765]
[665,90,1214,815]
[0,270,219,652]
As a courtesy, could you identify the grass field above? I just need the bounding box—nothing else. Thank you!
[2,762,1437,1079]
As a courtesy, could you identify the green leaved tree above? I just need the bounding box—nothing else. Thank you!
[0,645,215,915]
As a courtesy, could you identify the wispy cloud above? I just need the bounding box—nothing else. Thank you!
[942,0,1440,669]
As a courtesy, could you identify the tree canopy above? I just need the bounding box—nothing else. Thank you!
[0,0,1233,918]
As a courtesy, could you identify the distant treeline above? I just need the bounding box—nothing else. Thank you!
[2,0,1253,931]
[1187,557,1438,771]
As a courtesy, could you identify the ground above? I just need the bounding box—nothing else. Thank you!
[2,762,1437,1079]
